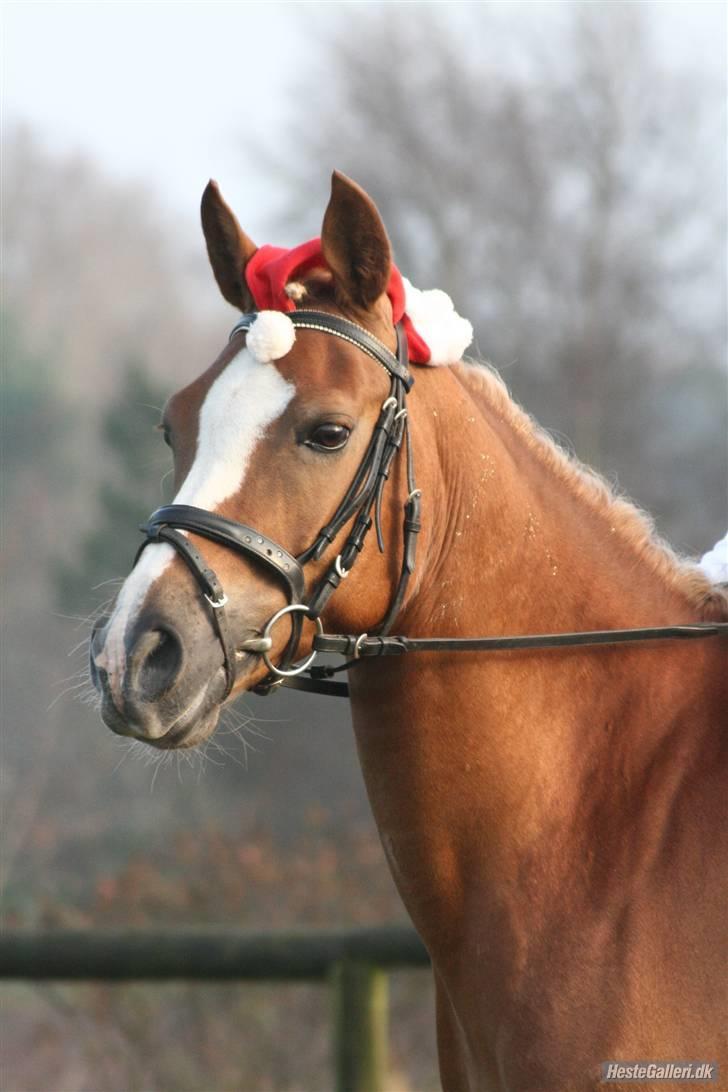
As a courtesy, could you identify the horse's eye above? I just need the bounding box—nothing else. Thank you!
[306,423,351,452]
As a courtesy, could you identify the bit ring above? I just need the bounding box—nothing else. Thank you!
[261,604,324,678]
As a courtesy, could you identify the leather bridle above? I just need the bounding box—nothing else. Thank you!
[136,309,728,702]
[137,310,421,698]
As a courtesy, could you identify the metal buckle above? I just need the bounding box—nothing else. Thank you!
[205,591,228,609]
[334,555,350,579]
[236,635,273,654]
[353,633,368,659]
[260,603,325,678]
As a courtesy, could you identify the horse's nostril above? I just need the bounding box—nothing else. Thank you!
[136,627,183,704]
[90,615,111,690]
[91,615,110,657]
[89,656,102,690]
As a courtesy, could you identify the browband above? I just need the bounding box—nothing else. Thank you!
[229,310,413,390]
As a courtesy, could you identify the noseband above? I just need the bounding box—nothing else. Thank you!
[137,310,421,698]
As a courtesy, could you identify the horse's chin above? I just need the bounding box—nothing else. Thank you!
[151,657,270,748]
[145,704,222,750]
[98,668,227,751]
[95,647,271,751]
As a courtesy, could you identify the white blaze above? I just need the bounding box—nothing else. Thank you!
[98,348,295,697]
[174,346,295,509]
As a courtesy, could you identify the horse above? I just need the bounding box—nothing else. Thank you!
[90,172,728,1091]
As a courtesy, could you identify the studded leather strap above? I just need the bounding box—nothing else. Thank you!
[230,310,413,389]
[138,524,238,696]
[144,506,306,603]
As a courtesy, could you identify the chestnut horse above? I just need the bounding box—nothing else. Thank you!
[91,173,728,1090]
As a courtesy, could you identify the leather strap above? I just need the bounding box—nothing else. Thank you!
[230,310,413,390]
[144,506,305,603]
[314,623,728,659]
[137,525,238,697]
[274,674,350,698]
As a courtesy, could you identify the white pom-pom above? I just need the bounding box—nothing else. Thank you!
[246,311,296,363]
[700,531,728,584]
[402,277,473,365]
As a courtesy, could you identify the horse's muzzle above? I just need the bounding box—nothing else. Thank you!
[89,611,225,746]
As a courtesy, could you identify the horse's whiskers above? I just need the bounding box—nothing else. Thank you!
[79,687,102,710]
[90,578,125,593]
[47,677,96,711]
[67,636,92,658]
[53,667,91,688]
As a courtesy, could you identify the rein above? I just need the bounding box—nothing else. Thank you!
[137,310,728,701]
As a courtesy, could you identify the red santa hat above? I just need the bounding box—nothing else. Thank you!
[244,239,472,367]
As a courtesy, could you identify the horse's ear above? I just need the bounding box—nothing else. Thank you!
[201,180,257,311]
[321,171,392,309]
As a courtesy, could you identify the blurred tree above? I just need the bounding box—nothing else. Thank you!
[1,307,72,595]
[269,4,726,552]
[54,362,170,613]
[2,310,63,479]
[1,310,78,903]
[1,132,379,1069]
[1,126,220,406]
[0,129,221,797]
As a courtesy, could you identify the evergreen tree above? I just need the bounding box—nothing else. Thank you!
[55,362,170,613]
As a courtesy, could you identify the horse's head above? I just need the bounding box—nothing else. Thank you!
[91,173,427,748]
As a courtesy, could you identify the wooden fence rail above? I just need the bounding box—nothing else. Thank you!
[0,926,431,1092]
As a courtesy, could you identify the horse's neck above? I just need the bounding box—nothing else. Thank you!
[348,361,725,957]
[404,362,715,642]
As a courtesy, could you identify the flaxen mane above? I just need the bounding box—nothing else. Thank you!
[452,360,728,621]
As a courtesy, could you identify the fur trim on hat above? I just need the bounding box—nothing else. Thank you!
[700,531,728,584]
[402,277,473,365]
[244,239,474,367]
[246,310,296,363]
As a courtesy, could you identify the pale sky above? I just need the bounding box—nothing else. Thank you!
[3,1,725,239]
